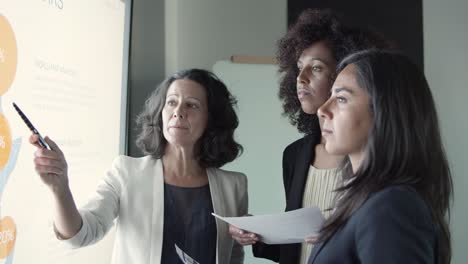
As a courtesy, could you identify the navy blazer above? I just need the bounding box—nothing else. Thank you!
[308,186,437,264]
[253,133,320,263]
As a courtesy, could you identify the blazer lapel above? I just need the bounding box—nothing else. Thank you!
[207,168,226,264]
[287,135,316,211]
[149,159,165,264]
[307,240,327,263]
[207,168,226,217]
[283,135,317,263]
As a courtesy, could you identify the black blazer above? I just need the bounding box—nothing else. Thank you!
[308,186,436,264]
[253,134,321,263]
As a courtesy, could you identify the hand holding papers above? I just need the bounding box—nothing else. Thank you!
[213,207,324,244]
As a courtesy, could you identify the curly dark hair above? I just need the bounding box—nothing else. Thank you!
[135,69,243,168]
[277,8,393,135]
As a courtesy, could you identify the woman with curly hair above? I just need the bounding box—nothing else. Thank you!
[30,69,248,264]
[229,9,391,264]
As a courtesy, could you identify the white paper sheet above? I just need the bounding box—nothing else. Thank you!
[213,207,325,244]
[175,244,200,264]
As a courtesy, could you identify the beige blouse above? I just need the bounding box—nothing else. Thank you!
[299,165,340,264]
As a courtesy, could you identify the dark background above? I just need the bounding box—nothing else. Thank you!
[288,0,424,70]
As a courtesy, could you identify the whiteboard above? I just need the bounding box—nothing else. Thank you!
[0,1,132,263]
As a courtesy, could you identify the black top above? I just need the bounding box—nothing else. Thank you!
[308,186,436,264]
[161,183,217,264]
[253,133,321,263]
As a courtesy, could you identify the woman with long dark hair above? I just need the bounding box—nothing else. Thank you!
[308,49,453,263]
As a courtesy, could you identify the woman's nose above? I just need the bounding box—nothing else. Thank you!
[173,107,184,118]
[318,99,332,119]
[173,112,184,118]
[297,68,309,85]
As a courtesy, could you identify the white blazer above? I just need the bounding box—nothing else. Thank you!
[58,155,248,264]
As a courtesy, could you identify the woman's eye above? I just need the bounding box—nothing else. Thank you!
[337,96,347,103]
[187,103,198,109]
[312,65,322,72]
[166,100,176,106]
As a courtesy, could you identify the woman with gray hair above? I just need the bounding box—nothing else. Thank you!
[29,68,248,264]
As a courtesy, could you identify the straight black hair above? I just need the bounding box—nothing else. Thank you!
[319,50,453,264]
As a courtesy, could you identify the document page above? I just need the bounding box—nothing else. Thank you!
[213,207,325,244]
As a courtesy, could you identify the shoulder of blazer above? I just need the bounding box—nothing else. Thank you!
[283,134,317,158]
[309,186,435,263]
[353,185,433,229]
[111,155,156,170]
[109,155,158,181]
[281,134,318,205]
[208,167,247,188]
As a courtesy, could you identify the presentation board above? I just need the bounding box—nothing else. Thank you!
[213,60,301,263]
[0,1,131,263]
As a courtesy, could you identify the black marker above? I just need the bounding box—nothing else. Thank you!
[12,102,50,149]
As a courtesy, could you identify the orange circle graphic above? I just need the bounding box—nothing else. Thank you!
[0,216,16,259]
[0,113,12,171]
[0,14,18,96]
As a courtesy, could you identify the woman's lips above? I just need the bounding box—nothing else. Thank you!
[322,128,333,135]
[297,89,311,99]
[169,125,188,129]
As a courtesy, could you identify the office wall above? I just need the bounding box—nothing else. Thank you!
[127,0,165,156]
[165,0,287,74]
[424,0,468,263]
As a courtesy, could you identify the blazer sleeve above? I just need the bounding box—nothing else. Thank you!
[55,156,124,248]
[230,173,248,264]
[252,146,294,262]
[355,187,436,264]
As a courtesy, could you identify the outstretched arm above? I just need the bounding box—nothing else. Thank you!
[30,134,82,239]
